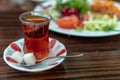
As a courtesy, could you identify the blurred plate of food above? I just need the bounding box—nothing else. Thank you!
[34,0,120,37]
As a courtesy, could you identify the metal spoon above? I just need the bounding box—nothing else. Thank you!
[21,53,84,67]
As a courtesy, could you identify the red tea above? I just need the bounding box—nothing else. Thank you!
[22,16,50,60]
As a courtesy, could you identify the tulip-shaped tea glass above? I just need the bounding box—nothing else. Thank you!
[19,11,51,61]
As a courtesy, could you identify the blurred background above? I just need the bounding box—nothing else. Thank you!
[0,0,119,12]
[0,0,119,23]
[0,0,38,27]
[0,0,119,26]
[0,0,36,11]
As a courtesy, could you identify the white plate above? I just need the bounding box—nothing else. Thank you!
[34,0,120,37]
[3,38,67,72]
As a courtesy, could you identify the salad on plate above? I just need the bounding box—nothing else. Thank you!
[34,0,120,37]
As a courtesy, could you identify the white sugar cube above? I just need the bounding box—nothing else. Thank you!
[23,53,36,66]
[11,51,23,63]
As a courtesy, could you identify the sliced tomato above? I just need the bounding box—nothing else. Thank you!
[56,15,80,29]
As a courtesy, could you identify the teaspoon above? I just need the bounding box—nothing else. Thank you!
[21,53,84,67]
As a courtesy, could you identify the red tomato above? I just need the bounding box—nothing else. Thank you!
[56,15,80,29]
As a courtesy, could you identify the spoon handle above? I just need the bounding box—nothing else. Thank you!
[46,53,84,59]
[22,53,84,67]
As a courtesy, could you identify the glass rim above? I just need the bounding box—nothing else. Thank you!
[19,11,51,25]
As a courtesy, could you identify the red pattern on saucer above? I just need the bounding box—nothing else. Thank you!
[49,39,57,49]
[56,49,67,57]
[6,57,18,63]
[10,43,21,52]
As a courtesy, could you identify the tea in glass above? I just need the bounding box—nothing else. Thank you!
[19,11,51,61]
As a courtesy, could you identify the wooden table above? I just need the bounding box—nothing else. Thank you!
[1,1,120,80]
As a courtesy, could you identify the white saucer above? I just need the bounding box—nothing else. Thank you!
[3,38,67,72]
